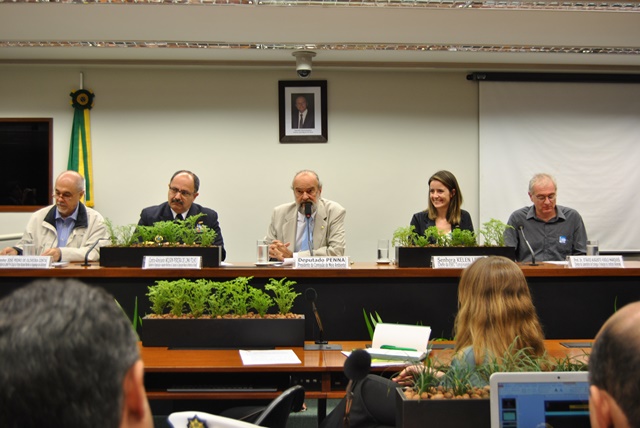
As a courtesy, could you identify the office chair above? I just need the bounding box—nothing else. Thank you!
[222,385,306,428]
[167,411,259,428]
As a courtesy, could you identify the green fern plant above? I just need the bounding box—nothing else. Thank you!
[265,277,300,315]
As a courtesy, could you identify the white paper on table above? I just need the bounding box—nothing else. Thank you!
[239,349,302,365]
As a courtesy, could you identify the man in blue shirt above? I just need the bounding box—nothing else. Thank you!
[505,173,587,262]
[0,170,108,262]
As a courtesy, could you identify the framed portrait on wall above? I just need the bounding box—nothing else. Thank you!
[278,80,328,143]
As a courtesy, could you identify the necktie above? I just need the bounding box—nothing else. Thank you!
[300,218,311,251]
[175,214,184,221]
[299,113,303,128]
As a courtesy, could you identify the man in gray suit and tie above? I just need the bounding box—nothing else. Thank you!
[267,170,346,261]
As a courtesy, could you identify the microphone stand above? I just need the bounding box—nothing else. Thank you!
[82,238,109,267]
[304,288,342,351]
[519,226,538,266]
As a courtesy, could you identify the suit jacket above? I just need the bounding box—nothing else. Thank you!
[266,198,346,257]
[138,202,226,260]
[292,110,315,129]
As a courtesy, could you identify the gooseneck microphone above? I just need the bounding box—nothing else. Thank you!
[343,349,372,428]
[306,288,326,344]
[303,287,342,351]
[83,238,110,267]
[304,202,313,256]
[518,225,538,266]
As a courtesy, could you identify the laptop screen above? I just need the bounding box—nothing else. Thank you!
[490,372,590,428]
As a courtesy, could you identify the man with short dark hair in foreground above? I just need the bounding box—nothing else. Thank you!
[0,279,153,428]
[589,301,640,428]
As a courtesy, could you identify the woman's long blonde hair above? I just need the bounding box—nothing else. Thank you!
[453,256,545,365]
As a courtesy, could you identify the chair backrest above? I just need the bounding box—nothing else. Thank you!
[254,385,305,428]
[168,411,259,428]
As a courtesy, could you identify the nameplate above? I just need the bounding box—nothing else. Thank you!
[142,256,202,269]
[0,255,53,269]
[295,256,350,269]
[431,255,487,269]
[567,255,624,269]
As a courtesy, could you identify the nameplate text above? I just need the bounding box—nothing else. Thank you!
[0,255,52,269]
[143,256,202,269]
[567,255,624,269]
[295,256,350,269]
[431,255,487,269]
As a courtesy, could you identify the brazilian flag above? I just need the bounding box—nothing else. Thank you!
[68,89,95,207]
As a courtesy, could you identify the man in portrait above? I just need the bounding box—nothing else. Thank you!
[291,94,315,129]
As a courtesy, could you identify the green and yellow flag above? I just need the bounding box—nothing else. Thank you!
[68,89,95,207]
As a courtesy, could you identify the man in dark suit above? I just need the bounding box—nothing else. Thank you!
[138,170,226,260]
[292,95,315,129]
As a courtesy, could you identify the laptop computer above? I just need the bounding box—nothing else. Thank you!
[490,371,590,428]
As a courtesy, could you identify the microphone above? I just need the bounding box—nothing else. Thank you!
[343,349,372,428]
[82,238,110,267]
[303,288,342,351]
[518,225,538,266]
[304,201,312,218]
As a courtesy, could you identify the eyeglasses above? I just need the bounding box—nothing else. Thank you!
[52,191,78,200]
[534,194,556,202]
[294,187,317,197]
[168,186,194,197]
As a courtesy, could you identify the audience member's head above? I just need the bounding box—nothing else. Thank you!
[167,170,200,215]
[454,256,545,364]
[291,170,322,208]
[0,279,152,428]
[588,301,640,428]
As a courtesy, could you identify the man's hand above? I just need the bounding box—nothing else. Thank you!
[269,240,292,261]
[0,247,18,256]
[41,247,62,262]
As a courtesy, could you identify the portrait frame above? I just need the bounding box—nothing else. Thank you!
[279,80,328,143]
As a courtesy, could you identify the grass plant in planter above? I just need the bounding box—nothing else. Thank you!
[392,219,516,267]
[141,276,305,348]
[100,214,222,267]
[396,343,589,428]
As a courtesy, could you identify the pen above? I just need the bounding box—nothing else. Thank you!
[380,345,418,352]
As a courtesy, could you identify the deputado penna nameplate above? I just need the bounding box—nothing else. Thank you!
[295,256,350,269]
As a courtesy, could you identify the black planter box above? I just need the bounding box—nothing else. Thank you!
[395,246,516,268]
[100,246,221,268]
[396,388,490,428]
[141,317,305,348]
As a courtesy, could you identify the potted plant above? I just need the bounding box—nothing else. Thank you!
[100,214,222,267]
[396,344,588,428]
[141,276,305,348]
[392,219,516,267]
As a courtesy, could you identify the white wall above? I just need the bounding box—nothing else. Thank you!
[0,65,479,262]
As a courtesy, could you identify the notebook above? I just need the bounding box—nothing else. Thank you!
[490,371,590,428]
[365,323,431,362]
